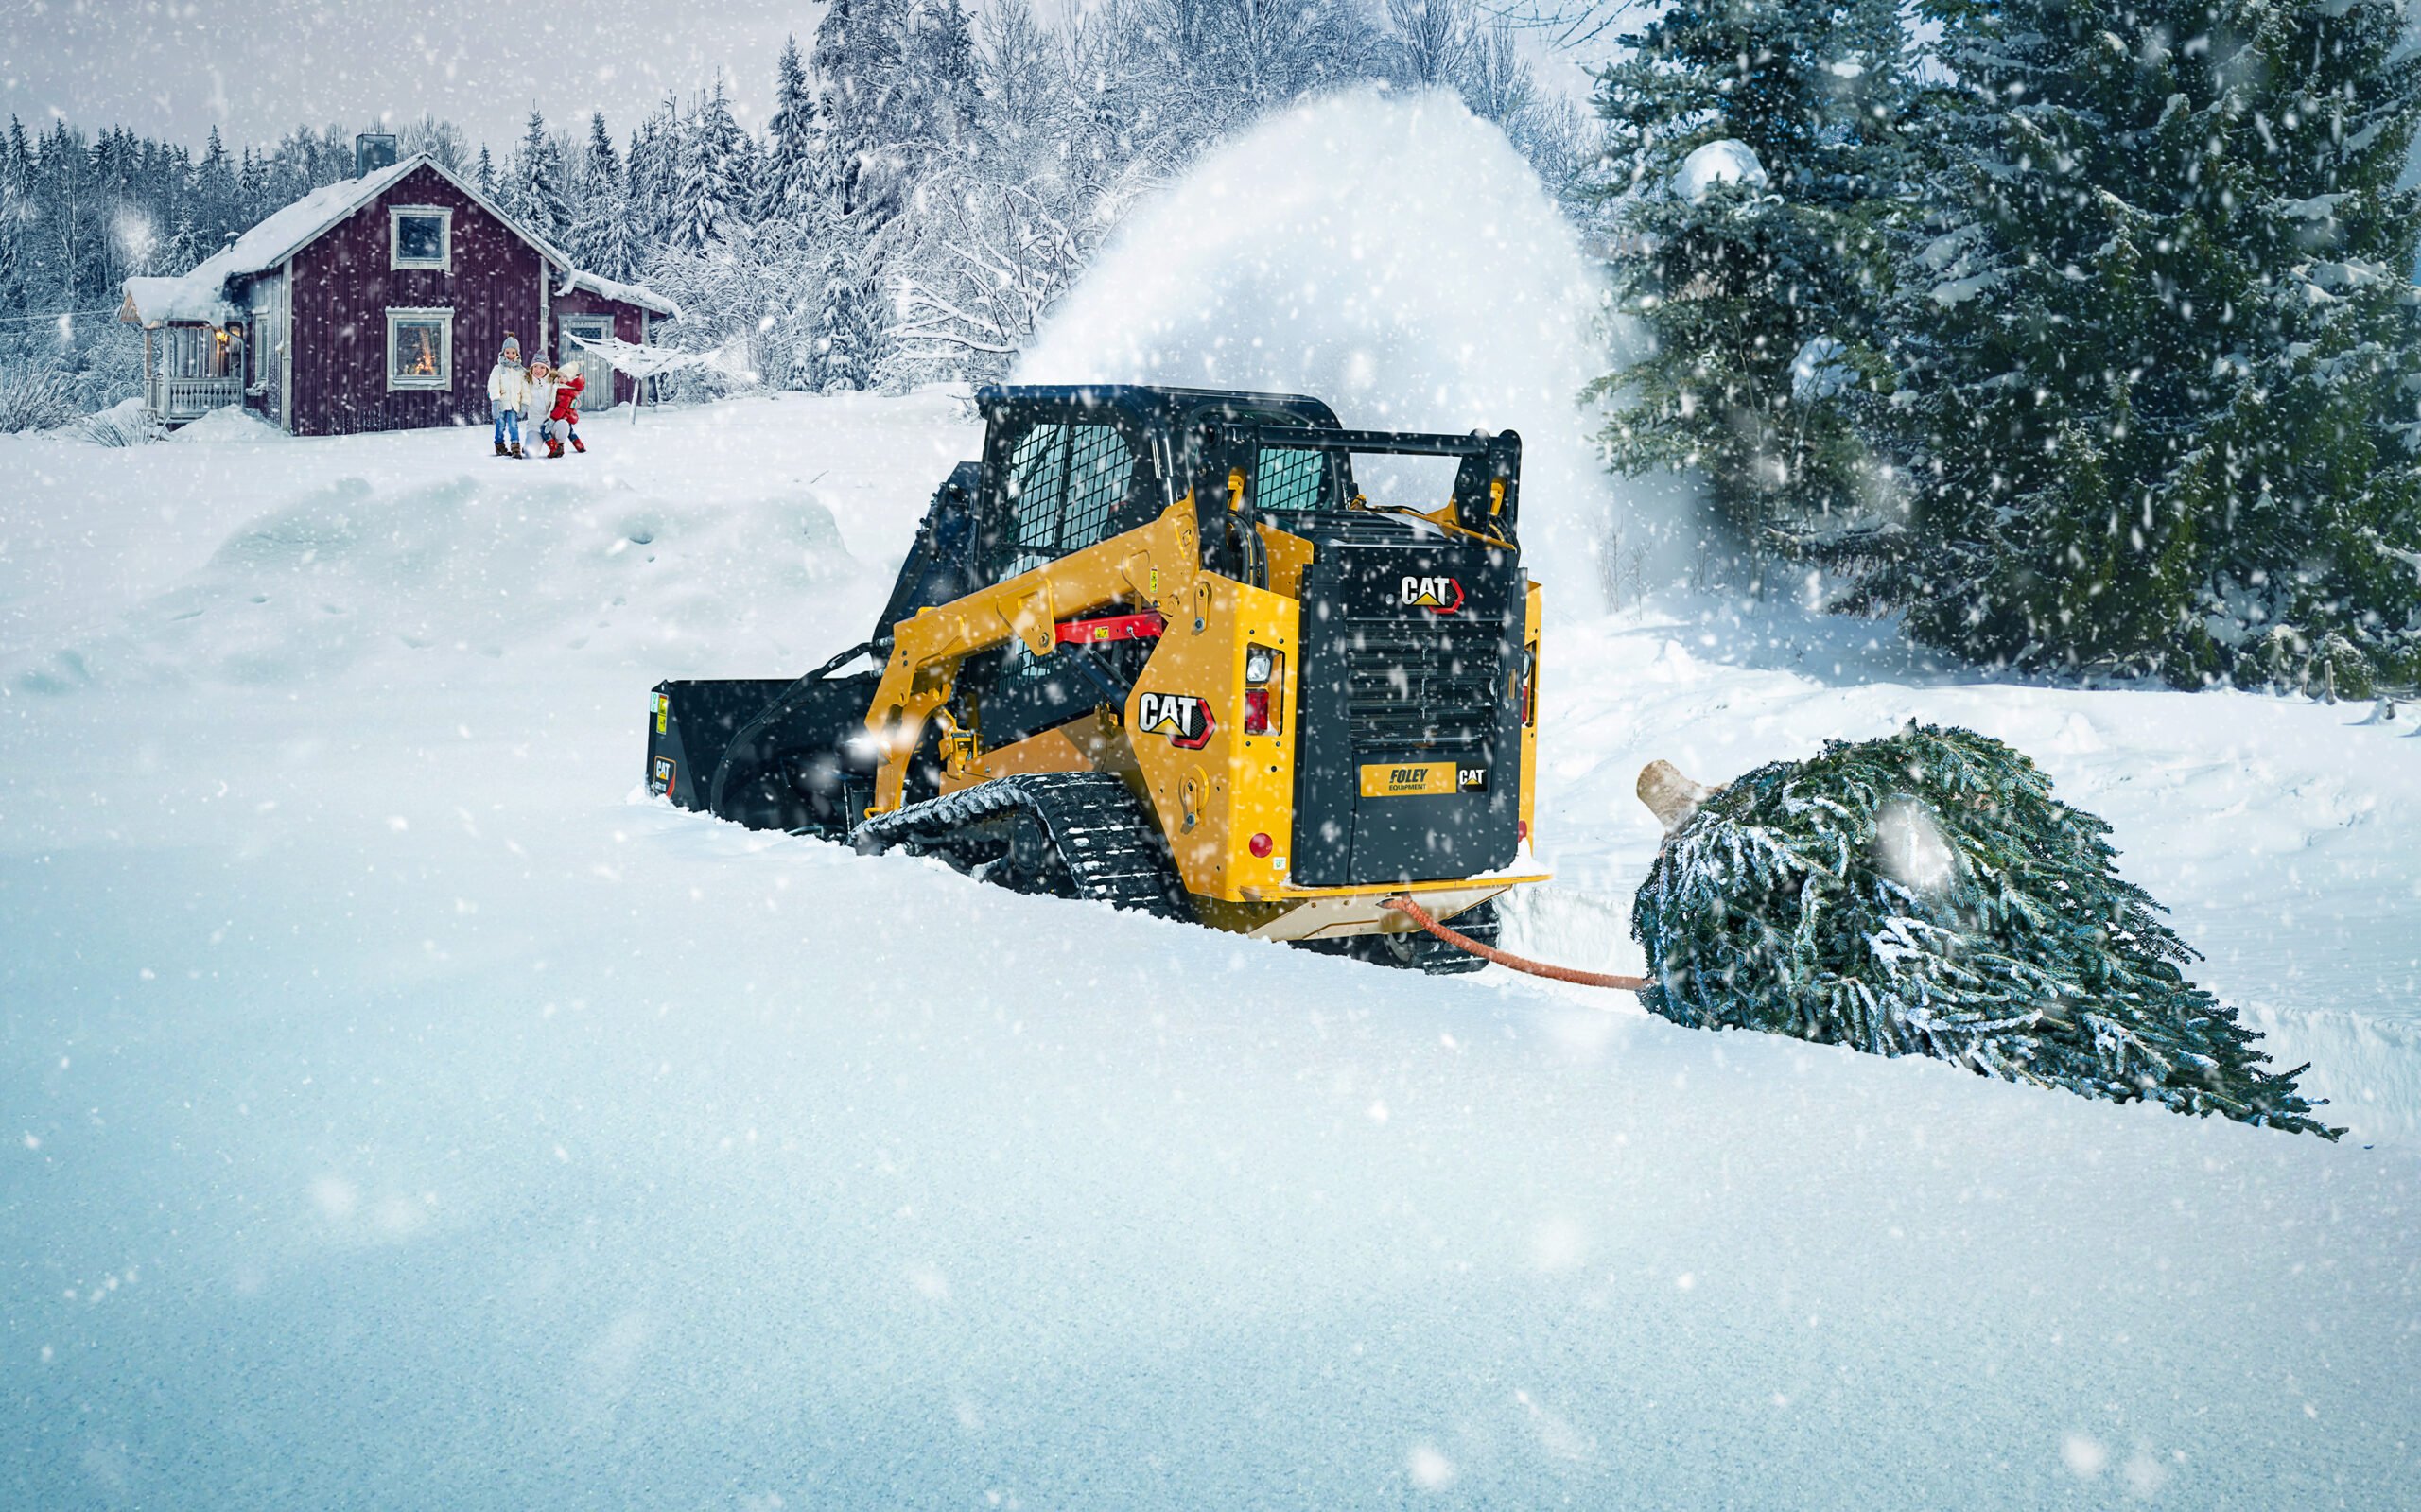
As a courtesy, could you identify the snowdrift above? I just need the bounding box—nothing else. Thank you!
[1019,88,1622,614]
[0,394,970,693]
[5,387,2418,1511]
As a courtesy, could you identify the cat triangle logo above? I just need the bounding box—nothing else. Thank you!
[1400,575,1464,613]
[1136,691,1215,749]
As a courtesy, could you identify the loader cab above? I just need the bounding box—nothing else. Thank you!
[966,384,1350,587]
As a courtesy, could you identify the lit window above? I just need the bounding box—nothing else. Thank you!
[386,307,452,390]
[390,207,451,270]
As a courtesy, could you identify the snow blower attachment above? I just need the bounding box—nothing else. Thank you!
[646,385,1544,972]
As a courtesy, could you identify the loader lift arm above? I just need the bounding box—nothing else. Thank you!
[862,495,1206,816]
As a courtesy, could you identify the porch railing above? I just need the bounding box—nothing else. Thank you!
[150,374,243,422]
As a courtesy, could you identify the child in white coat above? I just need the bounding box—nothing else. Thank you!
[487,336,529,458]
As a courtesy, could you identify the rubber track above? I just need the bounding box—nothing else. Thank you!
[854,772,1188,920]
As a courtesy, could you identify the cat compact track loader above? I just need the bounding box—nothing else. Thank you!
[645,384,1545,972]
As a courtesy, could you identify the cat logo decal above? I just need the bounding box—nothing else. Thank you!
[1400,575,1464,613]
[1136,691,1215,750]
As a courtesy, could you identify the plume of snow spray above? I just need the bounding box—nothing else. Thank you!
[1018,88,1635,614]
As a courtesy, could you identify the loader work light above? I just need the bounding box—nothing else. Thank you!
[1244,643,1282,735]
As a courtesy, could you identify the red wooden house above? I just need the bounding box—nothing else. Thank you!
[121,148,673,434]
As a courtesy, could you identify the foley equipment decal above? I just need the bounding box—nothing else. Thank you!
[1136,691,1216,750]
[1360,762,1489,797]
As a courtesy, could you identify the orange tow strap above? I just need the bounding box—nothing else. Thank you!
[1382,895,1650,991]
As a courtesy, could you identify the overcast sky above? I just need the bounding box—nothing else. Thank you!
[2,0,1615,165]
[1,0,823,151]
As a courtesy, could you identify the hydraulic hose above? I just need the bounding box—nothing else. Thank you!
[1381,895,1649,991]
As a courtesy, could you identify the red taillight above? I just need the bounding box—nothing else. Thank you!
[1519,820,1529,842]
[1249,831,1274,859]
[1244,687,1272,735]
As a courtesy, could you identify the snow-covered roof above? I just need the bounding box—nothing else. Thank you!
[121,276,236,328]
[119,152,672,328]
[120,156,425,327]
[227,156,427,279]
[125,157,427,326]
[555,269,678,319]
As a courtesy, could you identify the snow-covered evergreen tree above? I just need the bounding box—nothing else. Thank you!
[670,76,749,251]
[758,36,822,223]
[474,144,496,198]
[1850,0,2421,690]
[506,106,570,245]
[1592,0,1910,537]
[194,125,239,248]
[815,223,880,391]
[0,118,31,302]
[236,147,270,227]
[1634,723,2338,1137]
[814,0,912,223]
[566,112,634,279]
[624,108,676,250]
[164,201,202,275]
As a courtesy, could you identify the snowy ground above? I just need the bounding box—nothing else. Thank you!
[3,394,2417,1508]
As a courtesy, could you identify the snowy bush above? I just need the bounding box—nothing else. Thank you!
[0,363,79,433]
[0,324,144,434]
[1633,723,2339,1137]
[82,397,164,447]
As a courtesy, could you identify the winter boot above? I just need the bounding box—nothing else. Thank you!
[548,439,565,459]
[495,440,508,457]
[510,442,526,459]
[570,436,585,454]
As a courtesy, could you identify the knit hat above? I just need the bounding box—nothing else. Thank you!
[500,334,521,361]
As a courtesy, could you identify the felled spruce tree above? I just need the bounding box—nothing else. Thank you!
[1851,0,2421,690]
[1631,724,2337,1136]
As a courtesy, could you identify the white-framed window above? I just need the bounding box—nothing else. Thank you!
[386,306,453,390]
[390,206,452,270]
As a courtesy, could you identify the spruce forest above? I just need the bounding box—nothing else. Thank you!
[6,0,2420,690]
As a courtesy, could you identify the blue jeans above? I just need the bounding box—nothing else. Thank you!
[493,404,520,447]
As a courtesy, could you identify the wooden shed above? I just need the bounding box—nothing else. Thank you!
[121,152,674,435]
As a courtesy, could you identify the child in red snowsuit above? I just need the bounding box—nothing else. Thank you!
[546,372,586,458]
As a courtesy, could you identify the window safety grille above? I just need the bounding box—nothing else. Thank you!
[1256,446,1330,513]
[1060,425,1130,553]
[1000,423,1139,580]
